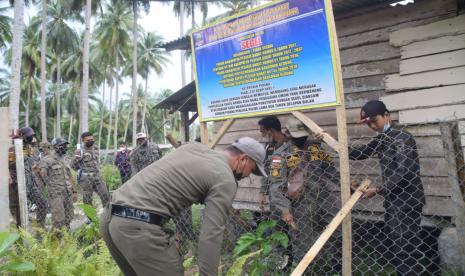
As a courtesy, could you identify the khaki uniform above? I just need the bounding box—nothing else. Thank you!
[129,142,162,176]
[40,152,75,229]
[72,145,109,207]
[8,145,48,227]
[101,143,237,276]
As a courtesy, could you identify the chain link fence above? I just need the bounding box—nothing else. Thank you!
[5,119,465,275]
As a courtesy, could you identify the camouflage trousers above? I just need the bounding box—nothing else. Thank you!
[290,186,341,275]
[49,191,74,230]
[79,172,110,208]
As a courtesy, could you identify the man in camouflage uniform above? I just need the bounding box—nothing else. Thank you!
[130,132,162,176]
[39,138,77,230]
[8,127,48,227]
[282,118,341,274]
[72,131,110,207]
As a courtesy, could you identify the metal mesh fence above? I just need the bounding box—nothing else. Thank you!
[5,119,465,275]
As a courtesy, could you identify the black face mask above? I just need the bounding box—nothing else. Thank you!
[233,172,244,181]
[85,141,94,148]
[56,146,67,155]
[292,136,308,149]
[24,136,34,144]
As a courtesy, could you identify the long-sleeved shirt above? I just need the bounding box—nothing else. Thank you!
[112,143,237,276]
[71,145,100,174]
[349,126,425,210]
[129,142,162,176]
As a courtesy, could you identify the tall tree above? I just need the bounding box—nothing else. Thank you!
[137,31,170,134]
[9,0,25,129]
[39,0,48,141]
[45,0,81,137]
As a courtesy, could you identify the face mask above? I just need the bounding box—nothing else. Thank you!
[120,147,125,151]
[383,122,391,133]
[85,141,94,148]
[24,136,34,144]
[57,147,67,155]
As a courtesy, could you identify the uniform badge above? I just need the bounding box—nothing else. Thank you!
[271,156,282,177]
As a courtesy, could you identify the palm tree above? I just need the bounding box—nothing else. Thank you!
[0,6,12,51]
[38,0,48,141]
[135,31,170,137]
[94,0,132,151]
[45,0,81,137]
[9,0,25,130]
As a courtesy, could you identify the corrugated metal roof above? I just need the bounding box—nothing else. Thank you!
[154,81,197,112]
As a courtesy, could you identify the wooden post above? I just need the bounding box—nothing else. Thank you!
[200,122,209,145]
[0,108,10,230]
[290,180,370,276]
[440,123,465,268]
[14,139,29,230]
[209,119,235,149]
[180,111,190,143]
[324,0,352,274]
[292,111,339,153]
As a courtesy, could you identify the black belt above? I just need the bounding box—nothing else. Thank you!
[111,204,167,226]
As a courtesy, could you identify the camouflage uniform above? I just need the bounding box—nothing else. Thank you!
[286,140,341,273]
[8,144,48,227]
[72,145,110,207]
[40,152,75,229]
[129,142,162,176]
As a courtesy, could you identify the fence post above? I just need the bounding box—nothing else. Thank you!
[440,123,465,268]
[14,139,29,230]
[0,108,10,231]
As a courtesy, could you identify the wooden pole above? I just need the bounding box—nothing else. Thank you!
[200,122,208,145]
[0,108,10,230]
[324,0,352,274]
[290,180,370,276]
[14,139,29,230]
[292,111,339,153]
[209,119,235,149]
[440,123,465,268]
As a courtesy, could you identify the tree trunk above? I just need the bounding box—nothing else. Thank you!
[106,85,113,155]
[39,0,48,142]
[131,1,138,147]
[9,0,25,130]
[163,111,167,144]
[79,0,91,134]
[68,115,73,143]
[113,71,120,151]
[98,79,106,150]
[56,56,61,137]
[25,84,31,126]
[123,108,130,144]
[140,77,148,132]
[180,1,186,86]
[191,0,195,81]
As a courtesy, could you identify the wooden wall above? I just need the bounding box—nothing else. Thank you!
[214,0,459,220]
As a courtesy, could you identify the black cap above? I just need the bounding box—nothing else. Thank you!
[19,127,35,137]
[360,100,389,122]
[51,137,69,147]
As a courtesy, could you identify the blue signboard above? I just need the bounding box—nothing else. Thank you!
[191,0,340,122]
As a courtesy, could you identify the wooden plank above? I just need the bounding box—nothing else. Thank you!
[335,0,456,37]
[401,34,465,59]
[399,104,465,124]
[390,14,465,47]
[200,122,208,144]
[14,139,28,230]
[209,119,234,149]
[341,42,399,66]
[0,108,9,230]
[382,84,465,111]
[400,49,465,75]
[338,15,455,50]
[345,90,385,109]
[385,66,465,92]
[290,180,370,276]
[342,59,399,79]
[404,124,442,136]
[440,124,465,264]
[459,121,465,134]
[343,75,385,94]
[292,111,340,153]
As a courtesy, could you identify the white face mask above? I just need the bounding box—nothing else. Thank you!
[383,122,391,133]
[119,147,125,151]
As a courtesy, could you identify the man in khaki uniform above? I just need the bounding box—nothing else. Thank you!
[39,138,77,230]
[101,138,266,276]
[130,132,162,176]
[72,132,109,207]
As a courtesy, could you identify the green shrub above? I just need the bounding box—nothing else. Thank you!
[100,164,122,190]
